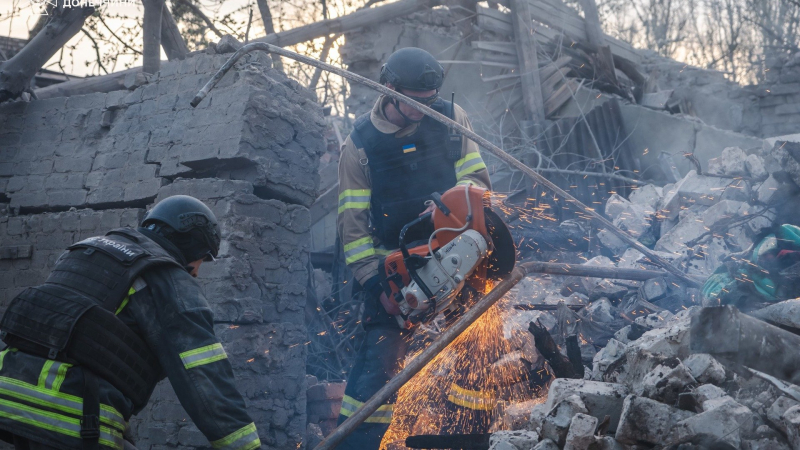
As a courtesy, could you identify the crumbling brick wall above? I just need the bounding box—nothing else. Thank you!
[0,49,326,449]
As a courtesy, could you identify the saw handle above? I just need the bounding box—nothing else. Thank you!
[398,212,436,302]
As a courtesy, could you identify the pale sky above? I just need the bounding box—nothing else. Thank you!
[0,0,323,77]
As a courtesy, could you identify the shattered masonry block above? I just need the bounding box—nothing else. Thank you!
[490,399,542,431]
[707,157,723,175]
[694,384,726,405]
[615,395,694,445]
[641,277,668,302]
[667,398,756,448]
[306,382,346,402]
[757,174,781,203]
[542,394,587,447]
[638,361,696,404]
[719,146,748,176]
[767,396,800,434]
[628,184,663,212]
[532,439,559,450]
[683,354,726,385]
[701,200,748,228]
[488,430,540,450]
[746,154,768,179]
[677,171,734,207]
[563,413,598,450]
[544,379,629,431]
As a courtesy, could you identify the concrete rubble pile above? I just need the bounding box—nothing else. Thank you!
[485,138,800,449]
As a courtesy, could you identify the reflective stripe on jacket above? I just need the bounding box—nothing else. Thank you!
[0,232,260,449]
[337,96,491,287]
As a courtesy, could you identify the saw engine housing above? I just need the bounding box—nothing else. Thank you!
[378,185,515,329]
[399,229,488,318]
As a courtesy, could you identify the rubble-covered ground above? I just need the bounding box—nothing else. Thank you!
[484,138,800,450]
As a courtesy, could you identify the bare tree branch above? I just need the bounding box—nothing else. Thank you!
[177,0,225,39]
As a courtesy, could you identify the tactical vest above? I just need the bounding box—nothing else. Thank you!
[0,228,184,411]
[352,99,460,248]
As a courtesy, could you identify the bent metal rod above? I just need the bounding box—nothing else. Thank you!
[191,42,699,289]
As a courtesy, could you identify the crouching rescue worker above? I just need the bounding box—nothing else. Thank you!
[0,195,260,450]
[336,47,492,449]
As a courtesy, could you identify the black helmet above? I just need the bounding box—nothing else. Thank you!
[141,195,221,261]
[379,47,444,91]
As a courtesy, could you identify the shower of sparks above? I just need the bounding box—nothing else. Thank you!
[379,299,544,449]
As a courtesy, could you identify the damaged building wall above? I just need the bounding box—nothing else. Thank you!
[0,50,326,449]
[339,5,800,183]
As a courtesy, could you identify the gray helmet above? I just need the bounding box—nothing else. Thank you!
[141,195,221,260]
[379,47,444,91]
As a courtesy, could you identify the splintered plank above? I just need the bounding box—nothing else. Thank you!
[544,78,581,118]
[471,40,517,55]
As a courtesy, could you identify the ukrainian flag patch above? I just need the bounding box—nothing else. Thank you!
[403,144,417,153]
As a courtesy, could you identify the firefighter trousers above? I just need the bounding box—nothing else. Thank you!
[336,324,411,450]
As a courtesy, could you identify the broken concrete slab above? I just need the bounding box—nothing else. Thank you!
[532,439,559,450]
[683,353,726,385]
[746,153,768,179]
[719,146,749,176]
[490,399,544,431]
[638,361,697,404]
[767,396,800,434]
[583,297,616,323]
[640,277,668,302]
[544,379,630,431]
[563,413,597,450]
[757,174,782,203]
[488,430,541,450]
[591,338,626,381]
[628,184,663,213]
[702,199,748,228]
[627,313,692,359]
[667,398,756,448]
[591,436,626,450]
[541,394,588,446]
[782,405,800,450]
[750,298,800,331]
[615,395,694,445]
[677,170,734,207]
[588,282,628,303]
[579,256,616,293]
[694,384,727,405]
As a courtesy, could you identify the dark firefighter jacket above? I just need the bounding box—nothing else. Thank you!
[0,228,260,450]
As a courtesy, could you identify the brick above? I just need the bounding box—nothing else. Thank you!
[66,92,106,111]
[44,173,85,190]
[53,156,94,173]
[123,178,161,202]
[10,192,48,209]
[776,103,800,115]
[47,189,87,207]
[307,382,346,402]
[307,400,341,420]
[19,127,61,144]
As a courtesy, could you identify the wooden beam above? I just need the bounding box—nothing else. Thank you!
[577,0,617,84]
[160,2,189,61]
[142,0,163,75]
[256,0,283,71]
[510,0,546,130]
[34,68,136,100]
[254,0,434,48]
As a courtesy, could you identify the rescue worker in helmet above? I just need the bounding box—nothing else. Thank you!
[336,47,491,449]
[0,195,260,450]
